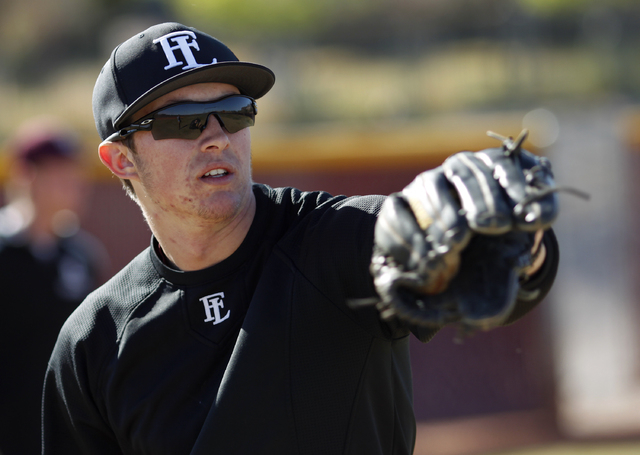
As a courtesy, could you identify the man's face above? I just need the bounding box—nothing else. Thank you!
[127,82,254,227]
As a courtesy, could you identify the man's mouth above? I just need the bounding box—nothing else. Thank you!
[203,169,229,178]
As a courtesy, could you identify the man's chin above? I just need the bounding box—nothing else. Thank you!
[197,193,243,222]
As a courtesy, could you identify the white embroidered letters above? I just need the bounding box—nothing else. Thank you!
[153,31,218,71]
[200,292,230,325]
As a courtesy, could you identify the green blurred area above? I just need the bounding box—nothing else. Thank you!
[2,0,640,145]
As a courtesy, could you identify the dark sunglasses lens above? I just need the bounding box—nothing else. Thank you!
[149,96,255,140]
[151,109,206,140]
[214,97,255,134]
[217,113,255,134]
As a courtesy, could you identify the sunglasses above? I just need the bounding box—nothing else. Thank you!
[106,94,257,142]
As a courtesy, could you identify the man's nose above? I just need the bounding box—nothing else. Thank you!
[199,114,230,150]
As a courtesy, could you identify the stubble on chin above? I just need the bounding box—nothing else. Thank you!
[196,182,256,224]
[195,193,240,222]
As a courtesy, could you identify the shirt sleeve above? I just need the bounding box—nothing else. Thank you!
[42,320,120,454]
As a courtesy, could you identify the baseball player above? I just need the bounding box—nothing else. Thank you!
[42,23,559,454]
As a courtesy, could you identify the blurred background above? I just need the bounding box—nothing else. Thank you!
[1,0,639,454]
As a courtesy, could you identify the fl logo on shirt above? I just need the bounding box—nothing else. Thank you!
[200,292,230,325]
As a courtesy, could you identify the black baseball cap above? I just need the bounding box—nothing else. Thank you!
[92,22,276,141]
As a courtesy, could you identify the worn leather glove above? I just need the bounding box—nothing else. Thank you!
[367,130,559,334]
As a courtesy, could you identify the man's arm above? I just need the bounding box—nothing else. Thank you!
[42,327,120,454]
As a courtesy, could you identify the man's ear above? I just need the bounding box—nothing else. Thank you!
[98,141,138,180]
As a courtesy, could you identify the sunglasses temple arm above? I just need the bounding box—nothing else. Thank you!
[104,121,153,142]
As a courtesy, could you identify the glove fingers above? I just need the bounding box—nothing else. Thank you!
[442,152,512,235]
[478,147,558,231]
[373,192,462,295]
[374,196,427,271]
[402,168,471,253]
[515,150,559,230]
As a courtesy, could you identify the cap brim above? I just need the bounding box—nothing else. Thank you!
[115,61,275,128]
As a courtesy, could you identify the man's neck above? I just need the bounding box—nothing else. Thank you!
[148,193,257,272]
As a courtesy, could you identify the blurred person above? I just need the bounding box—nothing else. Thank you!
[42,23,559,454]
[0,119,107,455]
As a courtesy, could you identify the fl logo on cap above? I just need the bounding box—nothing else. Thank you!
[153,31,217,71]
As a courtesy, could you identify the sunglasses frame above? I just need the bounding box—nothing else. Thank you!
[105,94,257,143]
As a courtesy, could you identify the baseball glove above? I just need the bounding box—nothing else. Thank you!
[361,130,563,336]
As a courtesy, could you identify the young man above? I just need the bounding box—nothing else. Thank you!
[42,22,559,454]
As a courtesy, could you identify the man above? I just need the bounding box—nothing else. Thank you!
[42,22,559,454]
[0,120,107,455]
